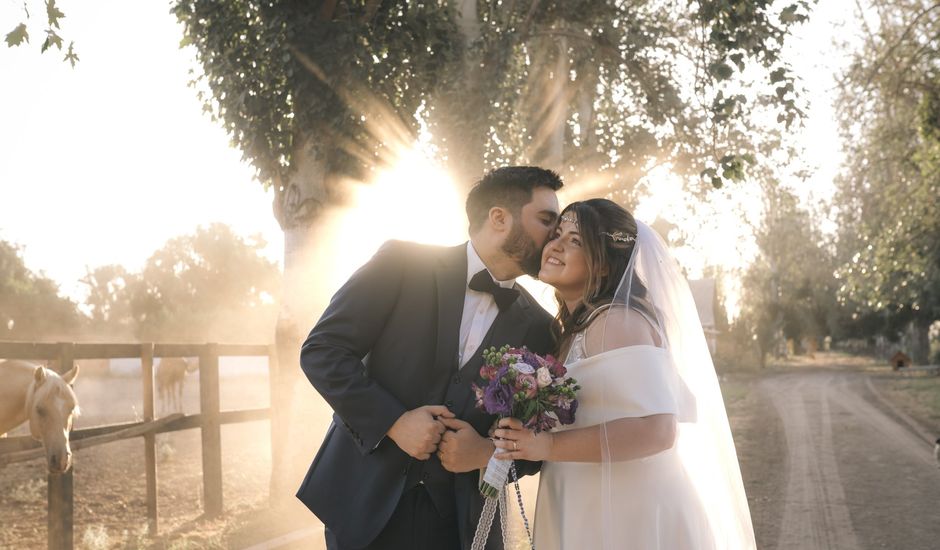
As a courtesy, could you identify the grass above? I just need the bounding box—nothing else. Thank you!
[8,477,44,503]
[80,524,110,550]
[719,377,751,406]
[875,374,940,426]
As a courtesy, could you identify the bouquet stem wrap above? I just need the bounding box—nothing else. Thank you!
[480,447,512,498]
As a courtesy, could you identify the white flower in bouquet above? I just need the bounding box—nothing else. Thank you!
[536,367,552,388]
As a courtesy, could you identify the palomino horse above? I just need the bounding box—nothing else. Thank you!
[0,360,80,473]
[155,357,197,415]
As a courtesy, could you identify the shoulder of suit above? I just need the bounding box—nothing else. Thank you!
[377,239,448,256]
[377,239,459,266]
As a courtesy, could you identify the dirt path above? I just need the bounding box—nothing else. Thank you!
[750,369,940,550]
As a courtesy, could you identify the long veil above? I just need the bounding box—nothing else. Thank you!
[595,221,756,549]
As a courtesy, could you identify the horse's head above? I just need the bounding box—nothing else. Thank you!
[25,365,80,474]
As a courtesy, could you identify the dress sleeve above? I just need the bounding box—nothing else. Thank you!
[598,350,680,418]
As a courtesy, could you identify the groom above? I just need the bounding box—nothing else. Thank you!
[296,166,562,549]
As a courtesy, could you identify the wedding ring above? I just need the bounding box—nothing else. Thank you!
[513,441,518,451]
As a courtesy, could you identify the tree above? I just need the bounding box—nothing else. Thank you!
[737,188,839,367]
[833,0,940,362]
[0,239,84,340]
[80,224,281,344]
[80,264,137,339]
[172,0,816,501]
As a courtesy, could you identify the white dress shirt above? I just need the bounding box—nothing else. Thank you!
[458,242,516,367]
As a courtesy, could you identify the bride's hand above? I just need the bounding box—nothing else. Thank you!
[492,417,553,461]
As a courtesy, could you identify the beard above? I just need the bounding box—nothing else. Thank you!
[502,223,543,277]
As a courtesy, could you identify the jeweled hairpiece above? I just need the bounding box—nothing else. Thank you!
[561,214,578,225]
[601,231,636,243]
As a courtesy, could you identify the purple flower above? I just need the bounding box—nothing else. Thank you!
[483,382,513,416]
[555,399,578,425]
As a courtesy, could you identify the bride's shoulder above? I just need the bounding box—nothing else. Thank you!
[583,305,661,355]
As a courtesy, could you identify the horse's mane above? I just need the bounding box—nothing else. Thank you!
[26,367,81,417]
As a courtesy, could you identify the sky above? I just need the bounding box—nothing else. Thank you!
[0,1,859,316]
[0,1,282,300]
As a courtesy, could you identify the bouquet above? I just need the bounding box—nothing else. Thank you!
[472,345,580,497]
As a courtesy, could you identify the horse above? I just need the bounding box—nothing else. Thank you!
[0,360,80,473]
[155,357,197,414]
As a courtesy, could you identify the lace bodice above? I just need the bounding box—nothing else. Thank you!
[563,305,612,364]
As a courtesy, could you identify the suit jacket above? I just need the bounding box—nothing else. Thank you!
[295,240,555,549]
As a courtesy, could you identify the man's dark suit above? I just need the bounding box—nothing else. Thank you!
[296,240,555,549]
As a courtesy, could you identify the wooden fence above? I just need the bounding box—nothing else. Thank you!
[0,341,276,550]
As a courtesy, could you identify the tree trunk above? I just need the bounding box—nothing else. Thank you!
[545,37,568,171]
[909,319,931,364]
[432,0,487,189]
[529,35,569,172]
[269,135,334,506]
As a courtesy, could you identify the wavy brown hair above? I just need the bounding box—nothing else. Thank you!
[551,199,649,357]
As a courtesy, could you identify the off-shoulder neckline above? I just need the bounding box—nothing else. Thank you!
[567,344,668,366]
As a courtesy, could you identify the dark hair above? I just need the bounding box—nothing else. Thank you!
[552,199,652,355]
[465,166,563,233]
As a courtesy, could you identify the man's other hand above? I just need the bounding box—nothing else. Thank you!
[437,417,494,473]
[386,405,454,460]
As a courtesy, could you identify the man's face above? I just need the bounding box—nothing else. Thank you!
[501,186,560,277]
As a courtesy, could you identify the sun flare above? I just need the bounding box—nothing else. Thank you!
[320,149,468,294]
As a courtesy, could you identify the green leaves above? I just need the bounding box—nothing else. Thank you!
[63,41,78,67]
[779,4,808,25]
[5,1,77,65]
[41,29,63,53]
[832,1,940,341]
[5,23,29,47]
[46,0,65,29]
[708,61,734,81]
[174,0,459,189]
[700,152,755,189]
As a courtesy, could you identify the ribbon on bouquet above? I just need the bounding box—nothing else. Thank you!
[471,449,535,550]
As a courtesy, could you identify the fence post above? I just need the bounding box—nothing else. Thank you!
[266,343,283,505]
[141,343,159,535]
[199,343,223,517]
[49,341,75,550]
[48,471,73,550]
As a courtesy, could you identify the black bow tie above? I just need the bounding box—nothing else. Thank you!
[468,269,519,312]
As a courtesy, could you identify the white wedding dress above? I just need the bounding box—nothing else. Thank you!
[533,330,715,550]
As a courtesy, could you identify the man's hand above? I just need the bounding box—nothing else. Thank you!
[437,417,494,473]
[386,405,454,460]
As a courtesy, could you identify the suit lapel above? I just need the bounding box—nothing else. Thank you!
[433,243,468,373]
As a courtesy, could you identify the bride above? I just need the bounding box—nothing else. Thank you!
[492,199,756,549]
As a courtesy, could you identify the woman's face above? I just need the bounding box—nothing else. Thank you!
[538,213,591,296]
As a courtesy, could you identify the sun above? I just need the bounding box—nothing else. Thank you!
[321,148,468,293]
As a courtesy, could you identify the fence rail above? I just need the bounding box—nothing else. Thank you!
[0,340,275,550]
[895,364,940,376]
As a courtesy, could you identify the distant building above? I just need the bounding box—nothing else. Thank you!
[688,278,718,355]
[890,351,913,370]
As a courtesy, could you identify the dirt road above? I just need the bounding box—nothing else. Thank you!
[746,369,940,550]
